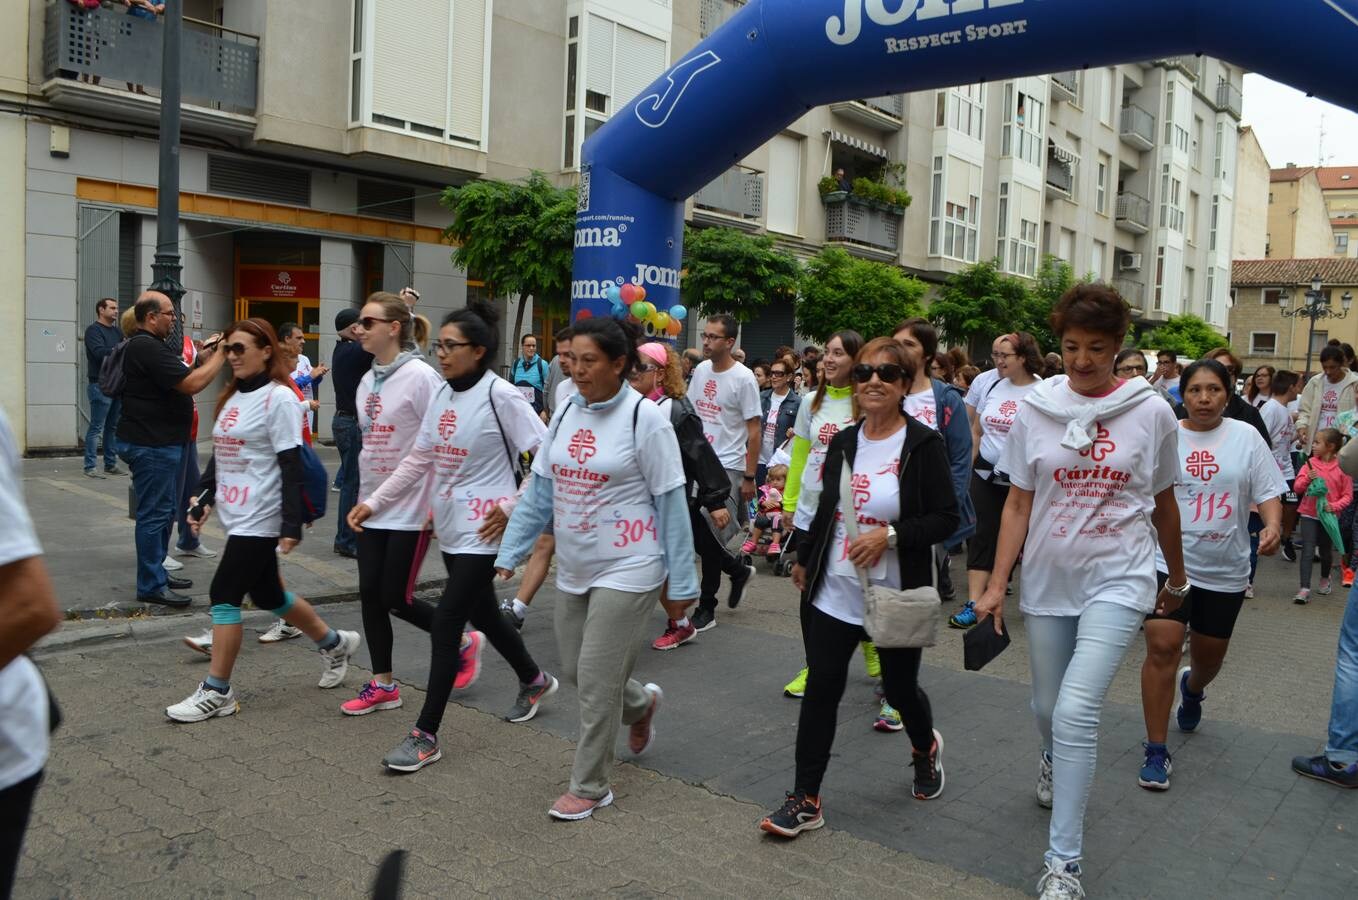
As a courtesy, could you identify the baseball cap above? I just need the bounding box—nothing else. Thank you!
[335,308,360,331]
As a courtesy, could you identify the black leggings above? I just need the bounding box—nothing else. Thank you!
[0,771,41,899]
[357,528,437,675]
[415,552,542,735]
[795,603,934,795]
[209,535,287,610]
[966,471,1009,572]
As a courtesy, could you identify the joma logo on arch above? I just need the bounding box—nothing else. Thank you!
[827,0,1024,46]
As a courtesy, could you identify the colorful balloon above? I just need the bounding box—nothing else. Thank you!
[670,304,687,321]
[633,285,646,302]
[653,312,670,332]
[575,308,593,321]
[619,283,638,304]
[605,284,622,304]
[612,304,629,321]
[640,301,656,320]
[630,300,649,319]
[666,318,683,336]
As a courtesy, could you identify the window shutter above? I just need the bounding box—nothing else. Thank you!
[370,0,450,134]
[449,0,487,145]
[586,14,614,100]
[612,24,666,109]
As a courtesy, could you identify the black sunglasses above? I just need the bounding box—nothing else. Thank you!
[359,316,395,330]
[851,363,906,384]
[222,342,250,356]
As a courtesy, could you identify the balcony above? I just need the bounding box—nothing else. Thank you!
[1115,191,1152,234]
[1049,71,1079,102]
[1045,141,1078,199]
[1156,56,1201,81]
[1214,80,1243,119]
[699,0,746,38]
[42,2,258,137]
[693,166,764,230]
[823,193,901,259]
[829,94,905,131]
[1119,104,1156,152]
[1113,277,1146,311]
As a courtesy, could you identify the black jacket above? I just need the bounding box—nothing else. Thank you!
[1174,392,1270,445]
[795,418,959,604]
[666,395,731,512]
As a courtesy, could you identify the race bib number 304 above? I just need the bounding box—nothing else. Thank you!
[598,504,660,559]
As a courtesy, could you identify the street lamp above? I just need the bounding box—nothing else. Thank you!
[1279,272,1353,376]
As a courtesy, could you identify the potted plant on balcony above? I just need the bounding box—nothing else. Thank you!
[849,177,912,214]
[818,176,847,202]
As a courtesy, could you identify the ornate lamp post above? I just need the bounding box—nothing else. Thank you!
[1279,273,1353,376]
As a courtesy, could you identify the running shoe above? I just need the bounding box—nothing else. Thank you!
[317,630,361,689]
[506,672,559,723]
[861,641,881,678]
[628,683,662,754]
[166,682,239,723]
[1345,565,1355,589]
[911,729,945,800]
[727,563,756,609]
[783,667,808,699]
[759,791,823,838]
[1281,541,1298,563]
[1036,749,1054,809]
[548,790,614,821]
[1295,588,1312,605]
[161,555,184,572]
[652,619,696,651]
[177,544,217,559]
[383,729,441,773]
[1175,666,1204,732]
[341,680,403,716]
[1291,754,1358,788]
[766,540,782,557]
[1037,859,1085,900]
[83,468,105,479]
[948,601,978,629]
[1137,742,1172,791]
[182,631,212,656]
[1244,583,1254,600]
[1319,577,1334,595]
[453,631,484,689]
[259,620,303,643]
[740,539,757,555]
[499,598,524,631]
[692,606,717,633]
[873,701,903,732]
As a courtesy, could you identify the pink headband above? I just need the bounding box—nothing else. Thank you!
[637,342,668,368]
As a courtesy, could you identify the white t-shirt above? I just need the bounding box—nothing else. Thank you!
[1251,394,1270,409]
[791,390,858,530]
[211,382,304,537]
[356,359,445,530]
[761,389,793,465]
[416,371,546,554]
[1260,397,1297,481]
[554,377,576,412]
[292,354,315,400]
[812,427,906,626]
[902,386,938,431]
[1318,381,1344,431]
[978,378,1037,470]
[0,408,49,791]
[1000,384,1180,616]
[964,367,1001,410]
[533,389,686,594]
[687,360,762,471]
[1154,419,1287,593]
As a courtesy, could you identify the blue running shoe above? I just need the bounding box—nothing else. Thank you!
[948,601,978,629]
[1175,666,1204,732]
[1291,754,1358,788]
[1138,742,1172,790]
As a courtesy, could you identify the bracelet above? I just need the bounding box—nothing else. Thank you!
[743,474,755,480]
[1164,580,1190,598]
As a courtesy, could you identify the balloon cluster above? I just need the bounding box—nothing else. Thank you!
[605,281,687,338]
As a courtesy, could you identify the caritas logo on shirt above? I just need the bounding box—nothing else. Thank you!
[818,423,839,446]
[220,407,240,431]
[567,428,598,464]
[703,379,717,400]
[365,394,383,422]
[437,410,458,441]
[1078,425,1116,462]
[1185,449,1219,481]
[850,472,871,510]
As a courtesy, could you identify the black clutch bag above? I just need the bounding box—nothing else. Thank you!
[963,615,1011,671]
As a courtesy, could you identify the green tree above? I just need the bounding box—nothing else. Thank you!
[1138,314,1228,359]
[1017,256,1080,352]
[681,226,801,323]
[441,172,576,340]
[926,260,1030,349]
[795,247,925,343]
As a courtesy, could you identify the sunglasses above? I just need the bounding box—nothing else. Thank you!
[222,342,250,356]
[851,363,906,384]
[770,370,788,377]
[359,316,394,330]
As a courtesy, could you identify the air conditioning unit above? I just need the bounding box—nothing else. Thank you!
[1118,252,1143,272]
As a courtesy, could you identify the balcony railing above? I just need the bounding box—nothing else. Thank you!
[44,2,258,115]
[1119,104,1156,151]
[693,166,764,222]
[1115,191,1152,234]
[1113,277,1146,311]
[1157,56,1201,81]
[829,94,904,131]
[699,0,745,38]
[824,194,901,256]
[1050,71,1079,102]
[1215,80,1243,119]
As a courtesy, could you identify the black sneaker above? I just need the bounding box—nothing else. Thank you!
[911,729,945,800]
[1292,754,1358,788]
[727,563,756,609]
[167,575,193,590]
[759,790,823,838]
[691,606,717,633]
[1281,541,1298,563]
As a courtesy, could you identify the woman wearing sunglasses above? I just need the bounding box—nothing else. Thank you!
[166,319,361,723]
[757,354,801,491]
[760,338,958,838]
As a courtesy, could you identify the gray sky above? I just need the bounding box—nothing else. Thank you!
[1242,73,1358,169]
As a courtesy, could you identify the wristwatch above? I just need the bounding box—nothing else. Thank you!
[885,525,897,550]
[1164,580,1190,598]
[743,474,755,481]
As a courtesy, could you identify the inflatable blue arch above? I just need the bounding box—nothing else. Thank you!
[570,0,1358,326]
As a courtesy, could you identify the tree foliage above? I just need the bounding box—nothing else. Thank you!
[926,260,1030,349]
[441,172,576,335]
[1137,314,1228,360]
[681,226,801,323]
[795,247,926,343]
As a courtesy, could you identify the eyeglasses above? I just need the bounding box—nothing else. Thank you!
[634,363,659,374]
[358,316,394,330]
[433,340,474,355]
[700,332,733,342]
[222,342,250,356]
[770,369,788,377]
[1115,364,1148,376]
[851,363,906,384]
[991,352,1017,362]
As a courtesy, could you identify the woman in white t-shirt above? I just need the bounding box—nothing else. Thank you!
[494,318,696,822]
[167,319,362,724]
[349,299,557,773]
[955,332,1042,630]
[758,338,958,839]
[1245,365,1275,409]
[1138,359,1286,792]
[973,286,1187,900]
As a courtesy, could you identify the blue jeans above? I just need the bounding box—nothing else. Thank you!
[118,441,183,596]
[1026,601,1143,866]
[173,440,201,552]
[333,413,361,555]
[84,383,120,471]
[1327,583,1358,765]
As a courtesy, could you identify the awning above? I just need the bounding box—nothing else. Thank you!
[1048,139,1080,166]
[824,130,889,160]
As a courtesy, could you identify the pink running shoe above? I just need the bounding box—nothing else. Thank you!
[766,541,782,557]
[340,680,403,716]
[740,539,757,554]
[453,630,484,689]
[651,619,697,651]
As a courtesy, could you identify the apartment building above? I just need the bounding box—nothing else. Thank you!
[1318,166,1358,259]
[1231,258,1358,375]
[4,0,1244,452]
[1265,165,1338,259]
[1233,126,1269,261]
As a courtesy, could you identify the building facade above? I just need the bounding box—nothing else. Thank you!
[1232,126,1270,262]
[1231,258,1358,376]
[1265,165,1337,260]
[1318,166,1358,260]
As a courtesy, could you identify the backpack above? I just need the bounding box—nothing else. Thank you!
[297,443,329,524]
[98,337,133,398]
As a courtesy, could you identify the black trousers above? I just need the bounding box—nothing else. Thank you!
[795,604,934,795]
[694,506,745,613]
[0,771,41,900]
[415,553,541,735]
[357,528,437,675]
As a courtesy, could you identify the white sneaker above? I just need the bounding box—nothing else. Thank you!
[318,630,361,688]
[1037,859,1085,900]
[183,631,213,656]
[259,620,303,643]
[1244,583,1254,600]
[162,555,185,571]
[1037,749,1054,809]
[177,544,217,559]
[166,683,239,723]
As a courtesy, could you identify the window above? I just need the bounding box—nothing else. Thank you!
[929,156,943,256]
[1058,228,1075,264]
[1209,194,1220,251]
[930,156,980,262]
[1250,332,1277,355]
[1091,240,1106,280]
[1263,288,1283,305]
[946,84,986,140]
[563,16,579,167]
[1011,219,1039,277]
[1205,269,1215,323]
[1214,121,1226,180]
[1164,81,1174,146]
[1184,266,1195,310]
[1159,164,1184,232]
[564,13,669,170]
[1192,116,1204,170]
[996,182,1009,267]
[1098,68,1114,126]
[1312,330,1330,355]
[1338,233,1351,254]
[1153,247,1166,310]
[1095,155,1109,214]
[766,134,801,235]
[1187,191,1200,242]
[1002,84,1044,165]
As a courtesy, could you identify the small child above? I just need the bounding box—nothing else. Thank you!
[1293,428,1353,604]
[743,464,788,558]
